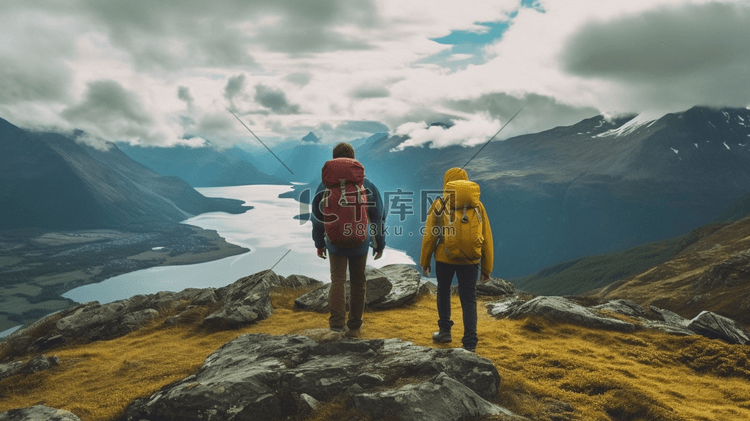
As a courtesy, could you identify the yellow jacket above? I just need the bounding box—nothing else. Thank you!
[420,167,494,277]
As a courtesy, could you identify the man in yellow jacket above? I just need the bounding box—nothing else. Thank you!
[420,167,493,352]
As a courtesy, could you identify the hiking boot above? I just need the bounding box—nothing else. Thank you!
[344,328,360,339]
[463,346,476,353]
[330,326,344,333]
[432,331,452,343]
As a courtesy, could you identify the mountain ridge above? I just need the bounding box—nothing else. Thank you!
[0,118,249,231]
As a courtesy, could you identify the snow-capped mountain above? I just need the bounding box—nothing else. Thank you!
[355,106,750,281]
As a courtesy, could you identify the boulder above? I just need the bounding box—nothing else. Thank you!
[22,354,59,374]
[120,334,506,421]
[0,361,23,382]
[501,296,636,332]
[201,270,277,329]
[0,405,81,421]
[294,283,331,312]
[54,301,161,342]
[477,277,518,297]
[367,264,421,310]
[350,372,512,421]
[294,266,399,312]
[687,311,749,345]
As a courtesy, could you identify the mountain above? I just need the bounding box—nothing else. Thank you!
[118,143,287,188]
[587,211,750,325]
[271,142,333,183]
[0,118,248,230]
[350,106,750,280]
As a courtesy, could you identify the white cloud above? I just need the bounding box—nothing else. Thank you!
[393,114,501,150]
[1,0,749,150]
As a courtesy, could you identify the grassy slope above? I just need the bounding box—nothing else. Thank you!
[1,289,750,421]
[589,214,750,324]
[512,189,750,298]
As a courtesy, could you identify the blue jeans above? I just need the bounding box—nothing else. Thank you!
[435,261,478,349]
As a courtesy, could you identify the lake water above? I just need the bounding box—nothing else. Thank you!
[62,185,416,304]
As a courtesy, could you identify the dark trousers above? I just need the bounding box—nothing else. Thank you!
[435,261,478,349]
[329,253,368,331]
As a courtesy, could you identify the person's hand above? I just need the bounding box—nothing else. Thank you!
[481,272,490,283]
[317,248,327,259]
[422,266,431,277]
[373,250,383,260]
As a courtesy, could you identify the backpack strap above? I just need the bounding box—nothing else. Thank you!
[338,179,348,206]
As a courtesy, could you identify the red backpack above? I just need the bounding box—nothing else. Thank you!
[321,158,370,248]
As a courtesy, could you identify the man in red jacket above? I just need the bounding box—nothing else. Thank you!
[312,143,386,338]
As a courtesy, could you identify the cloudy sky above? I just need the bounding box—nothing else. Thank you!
[2,0,749,150]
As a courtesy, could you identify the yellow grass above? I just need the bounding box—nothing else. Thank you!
[1,289,750,421]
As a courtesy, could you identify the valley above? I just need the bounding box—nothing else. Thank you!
[0,225,248,333]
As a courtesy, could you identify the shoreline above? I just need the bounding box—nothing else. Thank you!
[0,225,249,335]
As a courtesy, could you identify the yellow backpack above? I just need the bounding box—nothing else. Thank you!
[440,180,484,261]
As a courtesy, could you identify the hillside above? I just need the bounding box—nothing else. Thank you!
[0,118,248,231]
[1,276,749,421]
[511,185,750,296]
[588,212,750,325]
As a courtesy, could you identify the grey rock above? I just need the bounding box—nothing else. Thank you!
[53,301,160,342]
[294,266,396,312]
[487,297,528,318]
[639,320,695,337]
[351,372,512,421]
[687,311,749,345]
[201,270,276,329]
[593,299,646,318]
[368,264,421,310]
[504,296,636,332]
[419,279,438,295]
[0,361,23,382]
[279,274,324,289]
[120,334,502,421]
[477,277,518,297]
[649,306,690,328]
[23,355,51,374]
[298,393,321,415]
[188,288,219,306]
[0,405,81,421]
[31,334,65,352]
[294,283,331,312]
[363,267,394,305]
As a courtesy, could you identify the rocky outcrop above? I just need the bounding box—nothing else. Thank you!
[1,270,312,357]
[295,264,421,312]
[200,270,277,329]
[687,311,749,345]
[119,333,507,421]
[494,296,636,332]
[488,296,750,344]
[0,405,81,421]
